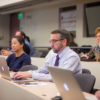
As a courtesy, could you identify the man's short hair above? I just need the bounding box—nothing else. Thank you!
[51,29,70,46]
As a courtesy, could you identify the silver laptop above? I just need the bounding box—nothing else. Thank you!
[0,57,34,83]
[48,67,96,100]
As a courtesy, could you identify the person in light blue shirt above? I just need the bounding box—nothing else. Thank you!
[13,29,82,81]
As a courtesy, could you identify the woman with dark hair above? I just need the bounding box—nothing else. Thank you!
[6,36,31,72]
[1,30,34,56]
[15,31,34,56]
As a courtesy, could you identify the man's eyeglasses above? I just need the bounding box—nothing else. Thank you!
[49,39,64,43]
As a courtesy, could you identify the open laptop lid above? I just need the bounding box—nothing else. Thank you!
[48,67,85,100]
[0,57,11,80]
[0,57,35,83]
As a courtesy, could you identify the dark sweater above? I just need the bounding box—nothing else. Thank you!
[6,53,31,72]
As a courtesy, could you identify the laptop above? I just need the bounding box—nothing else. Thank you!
[48,67,97,100]
[0,57,34,83]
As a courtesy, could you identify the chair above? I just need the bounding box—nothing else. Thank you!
[75,74,96,93]
[32,50,43,57]
[19,65,38,71]
[82,68,91,74]
[81,45,92,53]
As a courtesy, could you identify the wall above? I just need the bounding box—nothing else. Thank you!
[0,14,10,47]
[76,3,96,46]
[20,7,59,47]
[19,0,99,47]
[0,0,99,48]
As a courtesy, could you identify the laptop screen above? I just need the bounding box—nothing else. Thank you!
[48,67,85,100]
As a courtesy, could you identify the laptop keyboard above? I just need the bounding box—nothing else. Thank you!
[11,77,34,83]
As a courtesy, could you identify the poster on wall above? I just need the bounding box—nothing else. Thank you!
[60,10,76,33]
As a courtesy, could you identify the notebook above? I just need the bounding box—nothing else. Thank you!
[48,67,97,100]
[0,57,34,83]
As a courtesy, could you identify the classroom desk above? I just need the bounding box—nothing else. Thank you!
[0,55,100,89]
[0,76,95,100]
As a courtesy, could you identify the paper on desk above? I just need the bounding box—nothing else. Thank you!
[20,82,47,86]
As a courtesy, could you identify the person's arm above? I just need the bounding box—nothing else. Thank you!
[13,65,52,81]
[32,65,52,81]
[81,54,89,59]
[87,47,95,59]
[32,71,52,81]
[13,69,52,81]
[1,49,12,56]
[81,47,96,59]
[13,58,52,81]
[13,72,32,79]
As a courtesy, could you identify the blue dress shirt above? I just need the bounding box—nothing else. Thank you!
[32,47,82,81]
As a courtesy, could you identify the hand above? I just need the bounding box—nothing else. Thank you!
[81,54,89,59]
[1,49,10,56]
[95,91,100,100]
[13,72,32,80]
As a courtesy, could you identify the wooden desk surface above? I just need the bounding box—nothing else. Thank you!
[0,76,95,100]
[19,82,59,100]
[20,82,95,99]
[0,55,100,89]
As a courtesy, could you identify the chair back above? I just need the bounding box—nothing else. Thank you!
[32,50,43,57]
[82,68,91,74]
[75,74,96,93]
[19,65,38,71]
